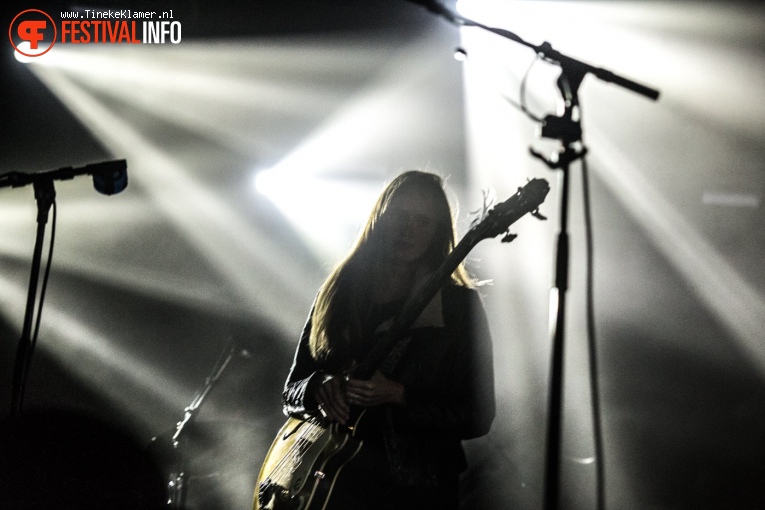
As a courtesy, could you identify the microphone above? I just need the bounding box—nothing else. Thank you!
[0,159,128,195]
[88,160,128,195]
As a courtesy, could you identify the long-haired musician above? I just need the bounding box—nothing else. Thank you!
[280,170,495,509]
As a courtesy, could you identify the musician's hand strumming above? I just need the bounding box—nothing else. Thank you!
[345,370,405,407]
[316,375,350,424]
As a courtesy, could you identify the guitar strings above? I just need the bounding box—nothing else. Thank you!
[268,422,326,485]
[270,424,320,482]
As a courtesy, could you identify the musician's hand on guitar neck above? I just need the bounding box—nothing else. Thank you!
[316,375,351,425]
[346,370,405,407]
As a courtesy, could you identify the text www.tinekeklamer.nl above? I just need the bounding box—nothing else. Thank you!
[59,8,181,44]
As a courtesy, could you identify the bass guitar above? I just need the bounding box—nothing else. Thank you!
[254,178,550,510]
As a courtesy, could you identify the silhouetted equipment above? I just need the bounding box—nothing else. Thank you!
[404,2,660,509]
[150,338,254,510]
[1,159,129,418]
[0,159,128,195]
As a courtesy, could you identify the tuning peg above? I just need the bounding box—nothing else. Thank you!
[501,232,518,243]
[531,209,547,221]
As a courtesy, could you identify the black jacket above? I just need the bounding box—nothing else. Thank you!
[282,284,495,486]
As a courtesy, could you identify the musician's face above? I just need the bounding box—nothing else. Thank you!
[380,187,439,266]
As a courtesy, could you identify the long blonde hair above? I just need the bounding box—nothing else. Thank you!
[309,171,471,362]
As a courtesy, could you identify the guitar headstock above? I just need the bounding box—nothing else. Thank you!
[470,178,550,243]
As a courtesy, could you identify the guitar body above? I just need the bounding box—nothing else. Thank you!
[255,412,365,510]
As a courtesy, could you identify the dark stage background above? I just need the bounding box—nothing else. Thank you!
[2,1,765,509]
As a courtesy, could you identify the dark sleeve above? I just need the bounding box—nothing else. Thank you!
[282,310,326,420]
[394,287,496,439]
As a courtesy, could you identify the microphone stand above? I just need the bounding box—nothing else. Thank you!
[10,178,56,418]
[405,2,659,509]
[151,338,239,509]
[530,66,589,510]
[1,160,128,417]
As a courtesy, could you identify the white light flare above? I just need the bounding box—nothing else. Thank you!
[252,33,456,260]
[255,169,380,260]
[26,63,315,337]
[13,40,54,64]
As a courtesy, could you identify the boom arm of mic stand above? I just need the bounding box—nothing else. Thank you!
[0,160,128,196]
[406,0,661,101]
[535,42,660,101]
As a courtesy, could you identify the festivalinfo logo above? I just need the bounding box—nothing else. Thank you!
[9,8,182,58]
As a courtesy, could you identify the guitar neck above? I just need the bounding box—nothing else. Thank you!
[352,232,479,379]
[352,178,549,380]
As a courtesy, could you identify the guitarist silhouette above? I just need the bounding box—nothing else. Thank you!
[255,170,549,510]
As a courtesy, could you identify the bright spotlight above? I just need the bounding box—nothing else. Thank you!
[13,40,56,64]
[254,169,380,259]
[254,169,278,196]
[13,41,35,64]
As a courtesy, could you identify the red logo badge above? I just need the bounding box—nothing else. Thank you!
[9,9,57,57]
